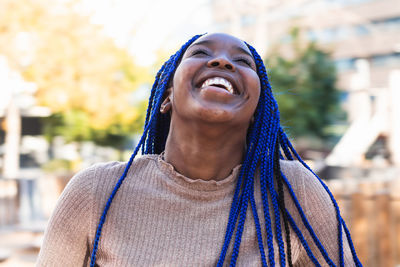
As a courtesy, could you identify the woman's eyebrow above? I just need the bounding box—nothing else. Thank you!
[190,40,253,58]
[190,39,214,48]
[235,46,253,58]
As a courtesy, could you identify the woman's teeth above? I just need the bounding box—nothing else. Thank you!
[201,77,234,94]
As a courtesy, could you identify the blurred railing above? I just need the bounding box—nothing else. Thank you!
[0,174,71,227]
[0,179,19,226]
[327,177,400,267]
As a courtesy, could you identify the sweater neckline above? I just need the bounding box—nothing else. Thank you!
[155,153,242,192]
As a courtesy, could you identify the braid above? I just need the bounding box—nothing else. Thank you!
[274,140,293,267]
[89,34,362,267]
[249,44,287,266]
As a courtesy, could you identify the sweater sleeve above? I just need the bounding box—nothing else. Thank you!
[36,164,97,267]
[292,162,355,267]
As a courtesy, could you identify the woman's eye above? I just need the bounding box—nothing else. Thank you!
[191,49,209,56]
[236,58,252,66]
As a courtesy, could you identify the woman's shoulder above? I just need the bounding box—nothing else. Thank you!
[37,155,156,266]
[81,154,158,175]
[279,159,306,178]
[279,159,310,194]
[279,159,333,211]
[67,154,160,194]
[279,159,323,188]
[86,154,159,174]
[280,159,337,220]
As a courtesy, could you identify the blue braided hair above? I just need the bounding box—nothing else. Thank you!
[89,34,362,267]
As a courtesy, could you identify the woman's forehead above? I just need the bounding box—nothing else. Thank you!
[188,33,251,54]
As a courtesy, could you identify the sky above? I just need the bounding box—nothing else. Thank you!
[77,0,214,66]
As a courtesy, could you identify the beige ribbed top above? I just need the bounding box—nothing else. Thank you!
[36,154,355,266]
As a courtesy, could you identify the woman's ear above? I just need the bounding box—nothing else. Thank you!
[160,88,173,114]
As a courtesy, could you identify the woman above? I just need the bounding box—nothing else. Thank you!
[37,33,362,266]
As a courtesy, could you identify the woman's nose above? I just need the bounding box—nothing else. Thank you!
[207,56,235,71]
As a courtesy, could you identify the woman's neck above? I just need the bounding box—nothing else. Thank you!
[163,121,247,181]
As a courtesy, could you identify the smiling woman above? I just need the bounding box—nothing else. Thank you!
[36,33,362,267]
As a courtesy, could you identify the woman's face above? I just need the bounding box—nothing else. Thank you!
[165,33,261,127]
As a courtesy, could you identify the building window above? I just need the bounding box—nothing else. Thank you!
[320,28,337,43]
[371,16,400,31]
[371,53,400,68]
[306,30,317,41]
[335,58,357,72]
[355,25,369,35]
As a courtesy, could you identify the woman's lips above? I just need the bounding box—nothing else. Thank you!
[200,77,236,95]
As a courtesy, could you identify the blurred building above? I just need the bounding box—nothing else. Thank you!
[0,56,51,177]
[211,0,400,87]
[211,0,400,167]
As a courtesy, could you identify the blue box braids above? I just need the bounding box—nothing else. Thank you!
[89,34,362,267]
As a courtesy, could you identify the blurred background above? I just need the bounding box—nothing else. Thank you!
[0,0,399,266]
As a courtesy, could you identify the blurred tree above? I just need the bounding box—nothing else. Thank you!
[0,0,151,149]
[266,28,342,142]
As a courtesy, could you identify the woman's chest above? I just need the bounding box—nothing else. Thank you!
[92,194,264,266]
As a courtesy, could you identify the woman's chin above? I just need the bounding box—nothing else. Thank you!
[174,96,252,126]
[194,105,239,124]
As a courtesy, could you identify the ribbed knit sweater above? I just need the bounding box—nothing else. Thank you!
[36,154,354,266]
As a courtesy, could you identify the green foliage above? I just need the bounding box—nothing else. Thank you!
[43,105,147,149]
[43,110,91,143]
[41,158,74,173]
[266,28,342,141]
